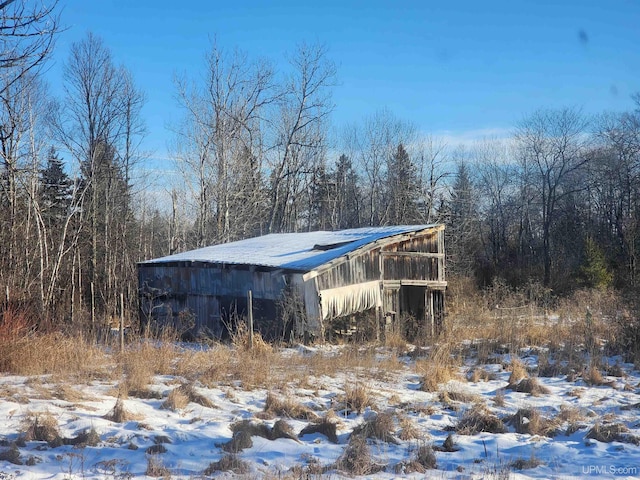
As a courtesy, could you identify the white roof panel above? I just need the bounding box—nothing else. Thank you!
[141,225,437,271]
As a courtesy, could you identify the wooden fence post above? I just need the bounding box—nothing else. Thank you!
[247,290,254,349]
[120,293,125,353]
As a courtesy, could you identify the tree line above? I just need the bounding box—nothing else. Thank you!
[1,1,639,334]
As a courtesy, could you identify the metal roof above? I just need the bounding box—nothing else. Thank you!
[140,225,439,271]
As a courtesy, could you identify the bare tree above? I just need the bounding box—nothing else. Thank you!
[0,0,60,97]
[414,135,450,224]
[174,41,275,246]
[267,43,336,233]
[592,102,640,285]
[346,108,414,226]
[51,32,145,326]
[515,108,590,286]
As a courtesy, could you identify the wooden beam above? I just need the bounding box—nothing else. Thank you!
[381,251,444,259]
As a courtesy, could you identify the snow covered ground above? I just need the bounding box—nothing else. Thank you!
[0,343,639,479]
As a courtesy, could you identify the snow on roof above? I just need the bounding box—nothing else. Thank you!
[141,225,438,271]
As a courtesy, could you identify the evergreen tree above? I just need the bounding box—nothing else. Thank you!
[445,161,480,277]
[385,143,421,225]
[333,154,361,229]
[39,147,72,225]
[579,237,613,290]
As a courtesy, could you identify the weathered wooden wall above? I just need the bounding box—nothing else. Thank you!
[138,262,288,336]
[138,226,446,340]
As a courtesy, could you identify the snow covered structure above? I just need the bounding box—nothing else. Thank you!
[138,225,446,340]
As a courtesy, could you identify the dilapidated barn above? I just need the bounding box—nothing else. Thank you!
[138,224,446,340]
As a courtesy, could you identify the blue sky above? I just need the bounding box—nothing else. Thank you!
[49,0,639,164]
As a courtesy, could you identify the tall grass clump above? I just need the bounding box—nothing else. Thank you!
[416,342,459,392]
[118,340,178,396]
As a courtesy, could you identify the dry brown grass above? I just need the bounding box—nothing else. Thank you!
[19,411,63,447]
[343,382,376,414]
[384,327,408,352]
[203,454,250,475]
[263,391,319,420]
[230,321,273,356]
[396,442,437,474]
[467,367,497,382]
[270,419,298,441]
[334,434,385,475]
[118,341,177,397]
[146,454,171,477]
[352,411,399,444]
[416,343,460,392]
[511,453,544,470]
[299,414,340,443]
[582,365,615,387]
[456,404,507,435]
[51,384,87,402]
[439,389,483,405]
[445,279,625,368]
[173,345,233,384]
[162,386,190,411]
[508,377,551,396]
[508,357,528,384]
[0,333,109,379]
[508,408,557,437]
[398,414,420,441]
[162,383,216,411]
[586,422,632,443]
[104,397,140,423]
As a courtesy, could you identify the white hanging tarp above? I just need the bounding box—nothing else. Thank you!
[320,281,382,320]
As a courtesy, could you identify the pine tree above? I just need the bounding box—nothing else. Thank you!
[579,237,613,290]
[445,161,480,277]
[39,147,72,226]
[385,143,421,225]
[333,154,361,229]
